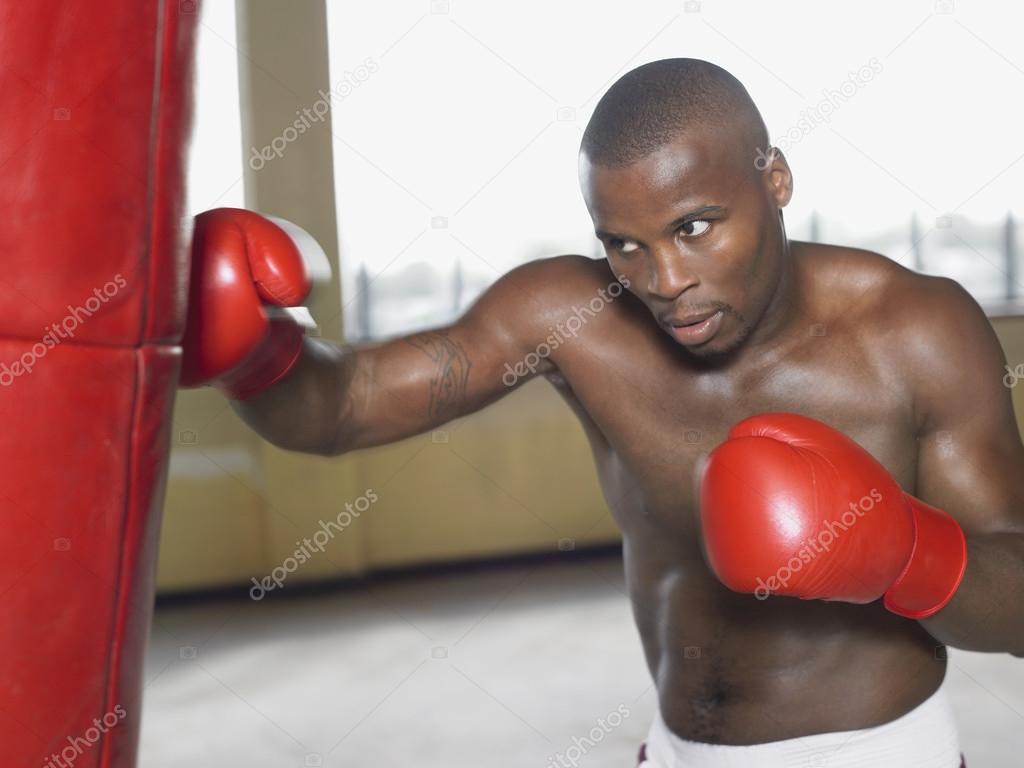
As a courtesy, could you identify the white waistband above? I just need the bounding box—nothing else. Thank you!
[642,684,961,768]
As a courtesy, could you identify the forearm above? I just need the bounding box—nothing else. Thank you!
[228,336,356,456]
[919,531,1024,655]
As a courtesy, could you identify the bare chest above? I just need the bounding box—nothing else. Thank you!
[550,329,919,539]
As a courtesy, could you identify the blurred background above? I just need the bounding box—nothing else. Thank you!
[146,1,1024,765]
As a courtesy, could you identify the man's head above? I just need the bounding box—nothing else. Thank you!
[579,58,793,359]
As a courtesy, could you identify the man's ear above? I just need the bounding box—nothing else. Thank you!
[764,147,793,208]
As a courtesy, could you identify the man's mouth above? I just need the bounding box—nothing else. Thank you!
[664,310,724,346]
[665,309,718,328]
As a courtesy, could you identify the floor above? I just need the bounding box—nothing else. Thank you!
[139,553,1024,767]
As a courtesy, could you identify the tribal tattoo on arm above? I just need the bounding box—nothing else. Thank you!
[404,330,473,421]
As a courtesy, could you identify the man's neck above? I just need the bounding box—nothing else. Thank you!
[735,237,807,362]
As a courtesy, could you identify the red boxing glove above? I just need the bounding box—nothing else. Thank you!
[699,413,967,619]
[180,208,314,399]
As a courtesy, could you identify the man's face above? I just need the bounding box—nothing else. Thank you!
[580,129,791,359]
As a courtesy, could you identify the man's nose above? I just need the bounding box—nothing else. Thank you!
[647,247,699,299]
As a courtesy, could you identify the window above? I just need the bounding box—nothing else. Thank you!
[186,0,245,216]
[326,1,1024,338]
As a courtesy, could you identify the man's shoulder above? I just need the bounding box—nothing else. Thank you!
[498,254,637,318]
[801,241,1000,398]
[796,240,976,330]
[507,253,619,292]
[865,251,981,337]
[882,266,998,382]
[797,240,903,291]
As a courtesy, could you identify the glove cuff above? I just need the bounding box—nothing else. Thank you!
[883,495,967,619]
[217,315,305,400]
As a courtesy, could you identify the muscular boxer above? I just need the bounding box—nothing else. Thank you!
[181,59,1024,766]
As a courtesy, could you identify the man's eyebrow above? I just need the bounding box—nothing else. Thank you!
[668,205,727,229]
[595,205,728,241]
[594,227,626,241]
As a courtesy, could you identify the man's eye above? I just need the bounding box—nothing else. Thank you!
[680,219,711,237]
[611,239,639,254]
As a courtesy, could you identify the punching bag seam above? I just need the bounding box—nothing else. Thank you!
[98,3,166,764]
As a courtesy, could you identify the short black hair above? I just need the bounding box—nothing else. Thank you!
[581,58,768,170]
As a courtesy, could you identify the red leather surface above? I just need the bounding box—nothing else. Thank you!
[0,1,197,766]
[180,208,310,393]
[0,344,179,765]
[700,412,916,603]
[884,495,968,619]
[0,0,195,345]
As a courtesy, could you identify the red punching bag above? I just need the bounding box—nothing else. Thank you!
[0,1,198,765]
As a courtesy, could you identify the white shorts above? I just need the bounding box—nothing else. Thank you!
[639,683,963,767]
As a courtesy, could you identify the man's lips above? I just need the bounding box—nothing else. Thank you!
[664,310,724,346]
[663,309,719,328]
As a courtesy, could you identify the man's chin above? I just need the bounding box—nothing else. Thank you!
[684,340,732,359]
[679,327,749,362]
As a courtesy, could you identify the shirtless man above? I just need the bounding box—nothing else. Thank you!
[180,59,1024,766]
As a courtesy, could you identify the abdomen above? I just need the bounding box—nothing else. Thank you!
[624,535,944,745]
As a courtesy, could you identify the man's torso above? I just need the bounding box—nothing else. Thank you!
[543,241,944,744]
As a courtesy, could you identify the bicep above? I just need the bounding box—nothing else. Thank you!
[912,279,1024,533]
[338,258,567,452]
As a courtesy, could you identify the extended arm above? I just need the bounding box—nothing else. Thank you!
[231,296,554,456]
[181,209,582,456]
